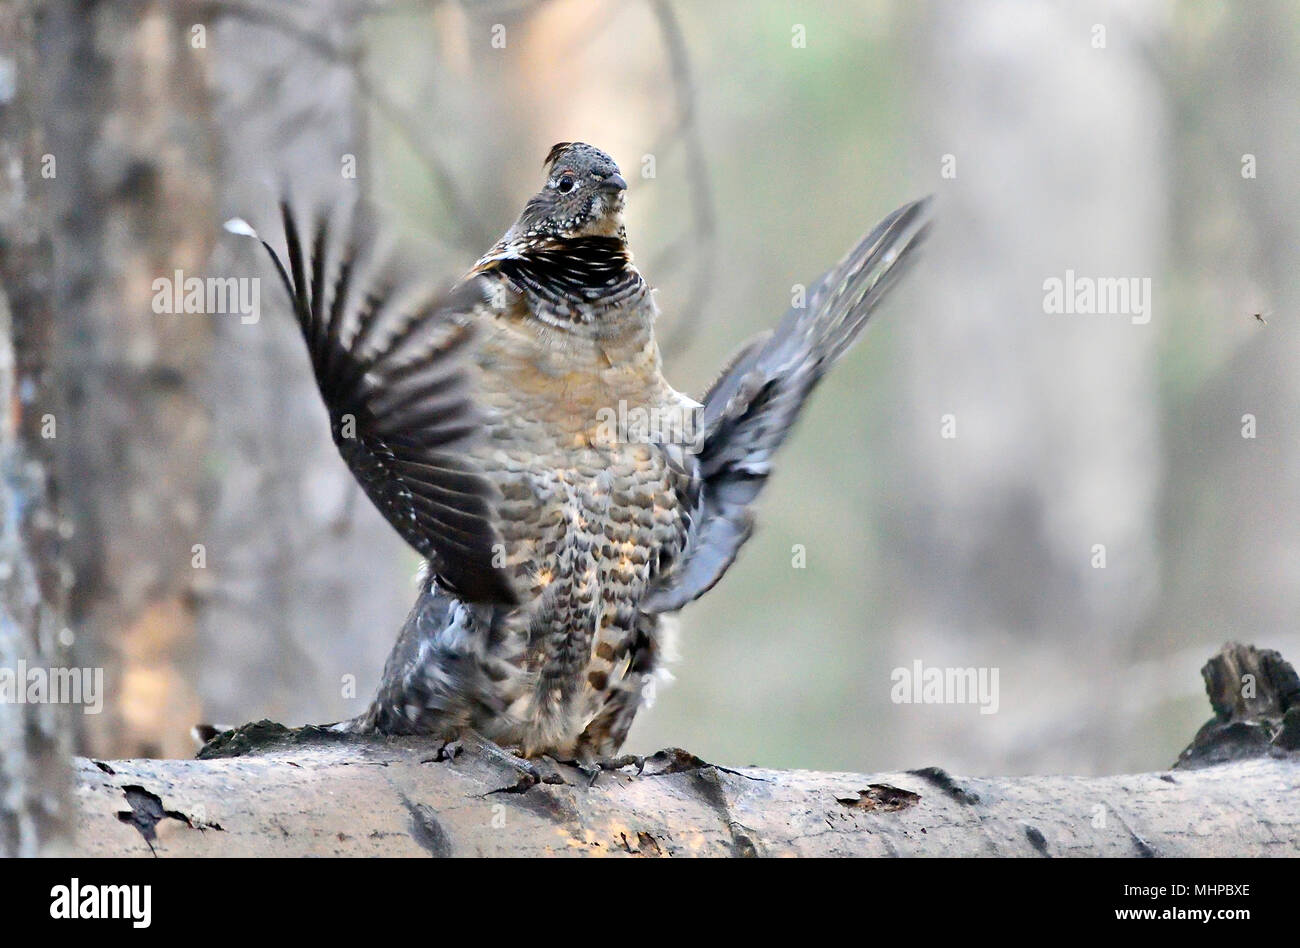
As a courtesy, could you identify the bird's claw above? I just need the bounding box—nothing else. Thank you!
[489,755,571,793]
[454,736,568,793]
[540,753,647,787]
[491,751,646,790]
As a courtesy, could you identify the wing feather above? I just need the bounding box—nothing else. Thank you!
[643,197,932,613]
[239,202,518,605]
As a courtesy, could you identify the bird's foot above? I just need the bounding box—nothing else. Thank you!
[486,754,573,794]
[441,731,571,793]
[428,733,757,791]
[550,753,646,787]
[547,749,761,785]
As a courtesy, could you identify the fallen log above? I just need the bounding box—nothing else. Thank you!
[69,642,1300,857]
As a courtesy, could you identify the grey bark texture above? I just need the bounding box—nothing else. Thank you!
[68,643,1300,857]
[0,0,74,857]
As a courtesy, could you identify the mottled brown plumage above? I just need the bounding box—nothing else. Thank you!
[241,143,929,760]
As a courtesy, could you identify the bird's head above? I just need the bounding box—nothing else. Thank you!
[511,142,629,240]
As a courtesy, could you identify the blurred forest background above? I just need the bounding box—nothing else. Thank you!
[2,0,1298,826]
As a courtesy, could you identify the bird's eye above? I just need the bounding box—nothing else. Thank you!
[557,175,575,194]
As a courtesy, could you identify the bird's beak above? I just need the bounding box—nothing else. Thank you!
[600,172,628,192]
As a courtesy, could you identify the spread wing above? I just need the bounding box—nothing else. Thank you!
[230,202,517,605]
[643,197,932,613]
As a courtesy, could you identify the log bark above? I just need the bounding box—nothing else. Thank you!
[67,643,1300,857]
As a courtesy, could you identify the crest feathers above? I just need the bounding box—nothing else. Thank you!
[544,142,573,169]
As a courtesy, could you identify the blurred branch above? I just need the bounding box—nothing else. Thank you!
[194,0,492,251]
[648,0,716,359]
[352,69,494,251]
[198,0,716,334]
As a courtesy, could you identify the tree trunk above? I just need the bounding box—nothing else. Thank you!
[0,0,74,857]
[41,0,217,760]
